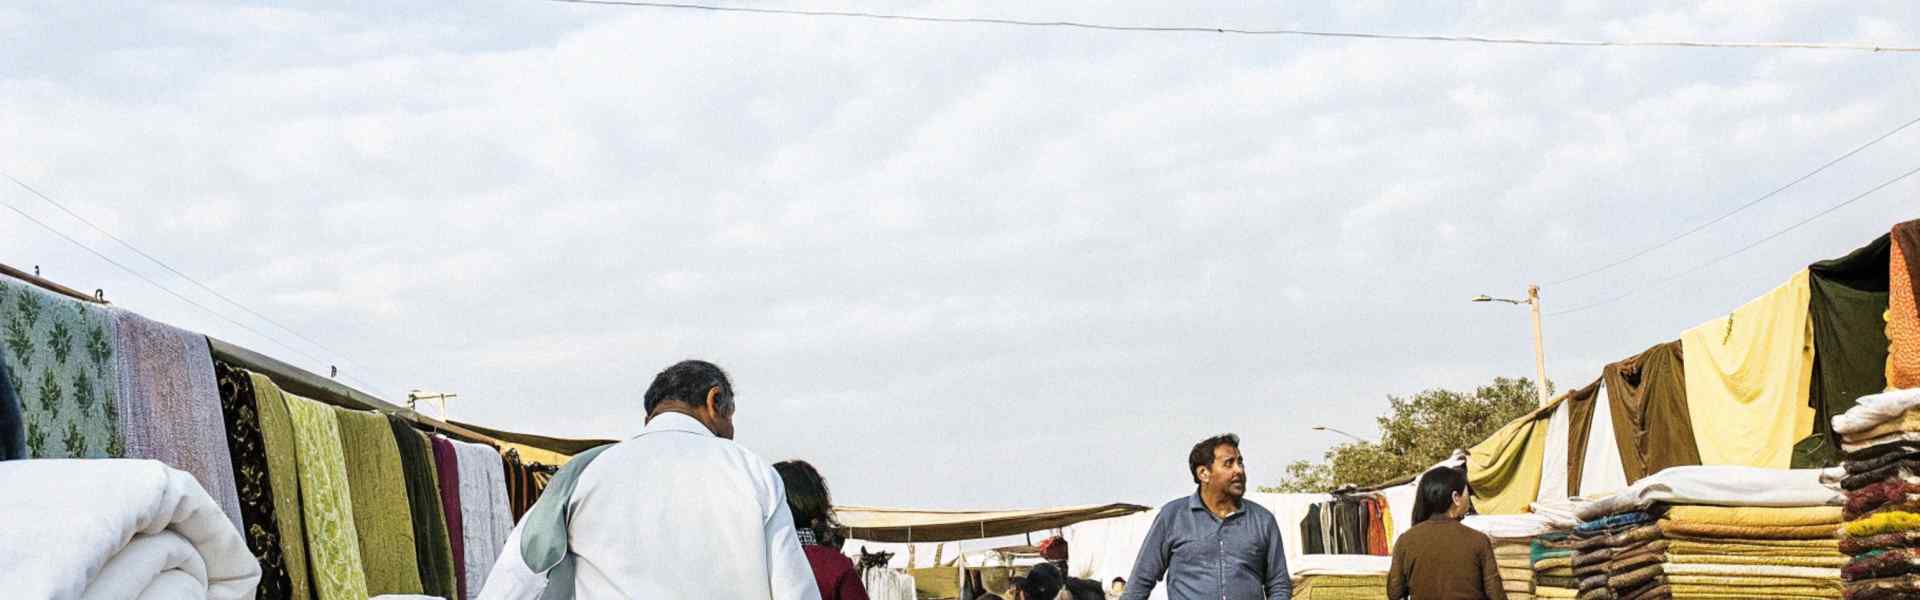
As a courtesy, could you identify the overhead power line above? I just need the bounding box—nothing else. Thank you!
[546,0,1920,52]
[1548,161,1920,317]
[0,183,397,397]
[1548,112,1920,286]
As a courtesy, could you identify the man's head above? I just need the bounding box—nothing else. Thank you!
[643,360,736,439]
[1188,433,1246,498]
[1108,577,1125,596]
[1016,563,1064,600]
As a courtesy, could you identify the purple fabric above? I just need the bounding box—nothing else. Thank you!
[433,434,468,600]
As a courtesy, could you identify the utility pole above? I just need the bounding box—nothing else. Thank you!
[408,390,458,421]
[1474,284,1552,406]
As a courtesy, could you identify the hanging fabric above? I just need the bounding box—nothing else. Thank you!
[390,415,460,600]
[0,354,23,460]
[1803,234,1891,467]
[1561,380,1602,496]
[1602,341,1702,482]
[1468,397,1557,515]
[1890,220,1920,389]
[214,361,301,600]
[0,276,124,459]
[283,389,372,600]
[336,407,425,596]
[431,435,470,600]
[1536,391,1574,502]
[1680,270,1816,469]
[112,311,243,532]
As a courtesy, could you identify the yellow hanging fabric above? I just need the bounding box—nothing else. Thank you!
[1680,270,1816,469]
[1469,397,1560,515]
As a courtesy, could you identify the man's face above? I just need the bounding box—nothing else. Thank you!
[1109,581,1125,595]
[1201,444,1247,498]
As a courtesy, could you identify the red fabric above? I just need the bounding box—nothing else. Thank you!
[803,545,870,600]
[1039,535,1069,561]
[1365,497,1390,556]
[432,435,467,600]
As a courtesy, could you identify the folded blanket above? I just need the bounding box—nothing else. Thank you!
[1663,505,1842,527]
[1671,583,1838,599]
[1580,573,1610,591]
[1572,548,1613,568]
[1843,461,1920,490]
[1843,530,1920,555]
[1579,512,1656,533]
[1658,519,1838,540]
[1846,447,1920,475]
[1534,547,1575,564]
[1834,389,1920,436]
[1607,542,1668,573]
[1847,440,1920,463]
[1621,584,1671,600]
[1501,566,1533,582]
[1576,466,1844,521]
[1845,432,1920,454]
[1576,586,1615,600]
[1848,480,1920,518]
[284,392,371,600]
[1575,561,1608,579]
[1665,573,1843,590]
[1536,556,1576,571]
[1847,574,1920,600]
[1537,575,1581,588]
[1661,562,1842,580]
[1844,547,1920,581]
[1607,563,1663,591]
[1663,552,1847,567]
[1537,587,1579,599]
[1538,566,1575,578]
[1847,410,1920,444]
[1610,525,1666,547]
[1847,511,1920,538]
[1666,537,1842,556]
[0,459,260,599]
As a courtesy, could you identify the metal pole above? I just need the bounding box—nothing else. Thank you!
[1528,283,1550,405]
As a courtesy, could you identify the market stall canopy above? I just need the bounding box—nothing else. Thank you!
[836,503,1149,543]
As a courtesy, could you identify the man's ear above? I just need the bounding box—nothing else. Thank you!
[705,386,722,414]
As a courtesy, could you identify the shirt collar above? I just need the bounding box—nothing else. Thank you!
[1187,491,1244,517]
[643,411,715,437]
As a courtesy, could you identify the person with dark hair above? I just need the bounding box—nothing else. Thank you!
[1387,467,1504,600]
[1107,577,1125,599]
[479,359,820,599]
[1121,434,1292,600]
[1014,562,1066,600]
[775,460,870,600]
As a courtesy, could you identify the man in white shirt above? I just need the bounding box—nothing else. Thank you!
[478,360,822,600]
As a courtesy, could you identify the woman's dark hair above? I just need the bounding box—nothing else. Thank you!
[774,459,839,536]
[1411,466,1468,524]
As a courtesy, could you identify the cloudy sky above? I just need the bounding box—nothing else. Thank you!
[4,1,1919,510]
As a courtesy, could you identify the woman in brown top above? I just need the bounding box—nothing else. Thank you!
[1387,467,1506,600]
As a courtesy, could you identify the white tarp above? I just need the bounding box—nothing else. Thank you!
[1536,396,1573,503]
[1574,465,1845,521]
[1577,387,1630,498]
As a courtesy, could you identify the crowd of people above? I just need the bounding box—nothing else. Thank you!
[476,359,1499,600]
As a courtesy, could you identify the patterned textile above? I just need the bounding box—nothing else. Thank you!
[1665,553,1847,567]
[1843,530,1920,555]
[389,415,458,600]
[0,355,23,459]
[454,438,511,599]
[1848,446,1920,474]
[1606,563,1662,592]
[503,448,538,522]
[1847,480,1920,518]
[1847,511,1920,539]
[112,310,242,531]
[1849,574,1920,600]
[1842,462,1920,491]
[284,391,371,600]
[1663,506,1843,528]
[214,361,297,600]
[0,277,122,458]
[334,407,424,596]
[431,435,468,600]
[1891,231,1920,390]
[1660,520,1840,540]
[246,372,312,600]
[1843,548,1920,581]
[1579,512,1656,533]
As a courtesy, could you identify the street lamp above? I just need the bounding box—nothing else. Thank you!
[1473,283,1551,406]
[408,389,458,421]
[1312,426,1369,444]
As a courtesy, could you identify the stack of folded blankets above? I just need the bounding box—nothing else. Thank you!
[1532,531,1579,599]
[1572,466,1847,600]
[1466,514,1561,600]
[1833,388,1920,600]
[1289,555,1391,600]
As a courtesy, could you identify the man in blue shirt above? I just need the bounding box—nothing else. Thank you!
[1121,434,1291,600]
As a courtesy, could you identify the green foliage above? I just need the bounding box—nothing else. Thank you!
[1264,376,1546,493]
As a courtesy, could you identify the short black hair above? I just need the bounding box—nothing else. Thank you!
[1020,563,1064,600]
[1111,577,1125,585]
[643,360,733,414]
[1412,466,1468,523]
[774,460,838,535]
[1188,433,1240,484]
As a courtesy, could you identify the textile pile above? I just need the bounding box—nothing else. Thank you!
[1467,514,1559,600]
[1299,492,1393,556]
[1834,388,1920,599]
[1532,531,1579,599]
[1571,466,1846,600]
[1290,555,1391,600]
[0,458,261,600]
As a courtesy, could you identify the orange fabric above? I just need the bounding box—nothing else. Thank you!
[1367,497,1389,556]
[1892,241,1920,389]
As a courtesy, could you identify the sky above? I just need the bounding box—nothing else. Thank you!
[3,1,1920,511]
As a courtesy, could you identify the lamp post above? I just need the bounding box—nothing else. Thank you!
[408,389,458,421]
[1473,283,1551,406]
[1311,426,1369,444]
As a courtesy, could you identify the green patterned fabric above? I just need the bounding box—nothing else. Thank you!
[0,277,123,458]
[335,406,424,596]
[285,391,371,600]
[245,370,311,600]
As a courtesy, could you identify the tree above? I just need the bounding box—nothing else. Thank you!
[1264,376,1546,493]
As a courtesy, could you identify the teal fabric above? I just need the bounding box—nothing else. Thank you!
[519,443,613,600]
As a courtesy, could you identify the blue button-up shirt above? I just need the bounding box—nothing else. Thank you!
[1120,493,1292,600]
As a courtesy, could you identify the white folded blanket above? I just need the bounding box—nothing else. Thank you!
[1574,465,1843,521]
[0,459,260,600]
[1833,388,1920,435]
